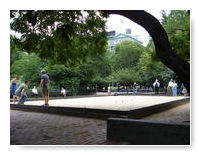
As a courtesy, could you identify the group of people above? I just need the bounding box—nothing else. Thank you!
[10,70,50,106]
[107,82,138,95]
[152,79,187,96]
[166,79,178,96]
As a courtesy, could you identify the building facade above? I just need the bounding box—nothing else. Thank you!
[107,30,142,55]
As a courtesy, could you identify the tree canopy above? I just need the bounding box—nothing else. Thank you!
[161,10,190,62]
[111,40,145,70]
[10,10,108,65]
[10,10,190,94]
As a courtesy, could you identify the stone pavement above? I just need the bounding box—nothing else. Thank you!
[10,101,190,145]
[10,110,128,145]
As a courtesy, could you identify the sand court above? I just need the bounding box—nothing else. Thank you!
[18,96,187,111]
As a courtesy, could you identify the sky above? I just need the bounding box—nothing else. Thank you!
[106,10,166,46]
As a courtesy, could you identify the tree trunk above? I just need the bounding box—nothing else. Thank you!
[103,10,190,93]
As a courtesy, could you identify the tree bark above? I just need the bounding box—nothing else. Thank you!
[103,10,190,93]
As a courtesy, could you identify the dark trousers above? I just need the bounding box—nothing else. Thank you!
[155,87,159,94]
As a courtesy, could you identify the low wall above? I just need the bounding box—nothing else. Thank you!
[10,98,189,120]
[128,98,189,118]
[10,104,129,119]
[107,117,190,145]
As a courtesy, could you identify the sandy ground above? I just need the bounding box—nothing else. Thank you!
[13,95,187,111]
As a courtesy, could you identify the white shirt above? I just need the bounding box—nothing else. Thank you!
[153,82,160,87]
[32,88,38,94]
[168,81,174,87]
[172,82,177,88]
[61,89,66,94]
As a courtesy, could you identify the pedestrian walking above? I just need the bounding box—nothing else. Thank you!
[15,81,29,105]
[10,76,19,104]
[153,79,160,95]
[167,79,173,96]
[40,70,50,106]
[172,80,178,96]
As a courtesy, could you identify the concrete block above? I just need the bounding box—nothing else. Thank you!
[107,117,190,145]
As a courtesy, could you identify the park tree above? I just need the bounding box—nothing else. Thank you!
[135,10,190,86]
[110,40,145,70]
[78,54,112,90]
[107,68,141,86]
[136,45,176,87]
[102,10,190,93]
[10,10,108,66]
[161,10,190,62]
[10,10,190,93]
[10,51,45,87]
[46,64,81,95]
[107,40,146,86]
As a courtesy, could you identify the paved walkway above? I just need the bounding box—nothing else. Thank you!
[10,110,127,145]
[10,101,190,145]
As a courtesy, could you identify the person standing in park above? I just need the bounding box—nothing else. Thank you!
[61,87,66,97]
[153,79,160,95]
[167,79,174,96]
[132,82,138,95]
[181,83,188,96]
[172,80,178,96]
[15,81,29,105]
[40,70,50,106]
[32,86,38,98]
[10,76,19,104]
[107,84,111,94]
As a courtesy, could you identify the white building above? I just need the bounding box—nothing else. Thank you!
[107,29,142,54]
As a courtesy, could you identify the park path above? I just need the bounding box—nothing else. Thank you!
[10,101,190,145]
[10,110,127,145]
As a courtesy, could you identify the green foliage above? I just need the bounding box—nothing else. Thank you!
[10,10,108,66]
[10,45,24,67]
[63,78,81,95]
[111,40,145,70]
[10,10,190,93]
[10,51,45,87]
[107,69,141,85]
[107,40,147,85]
[162,10,190,62]
[136,49,176,86]
[132,10,190,86]
[78,54,112,89]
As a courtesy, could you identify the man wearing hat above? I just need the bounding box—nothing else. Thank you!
[40,70,50,106]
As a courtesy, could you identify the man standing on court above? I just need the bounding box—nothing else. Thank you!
[40,70,50,106]
[153,79,160,95]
